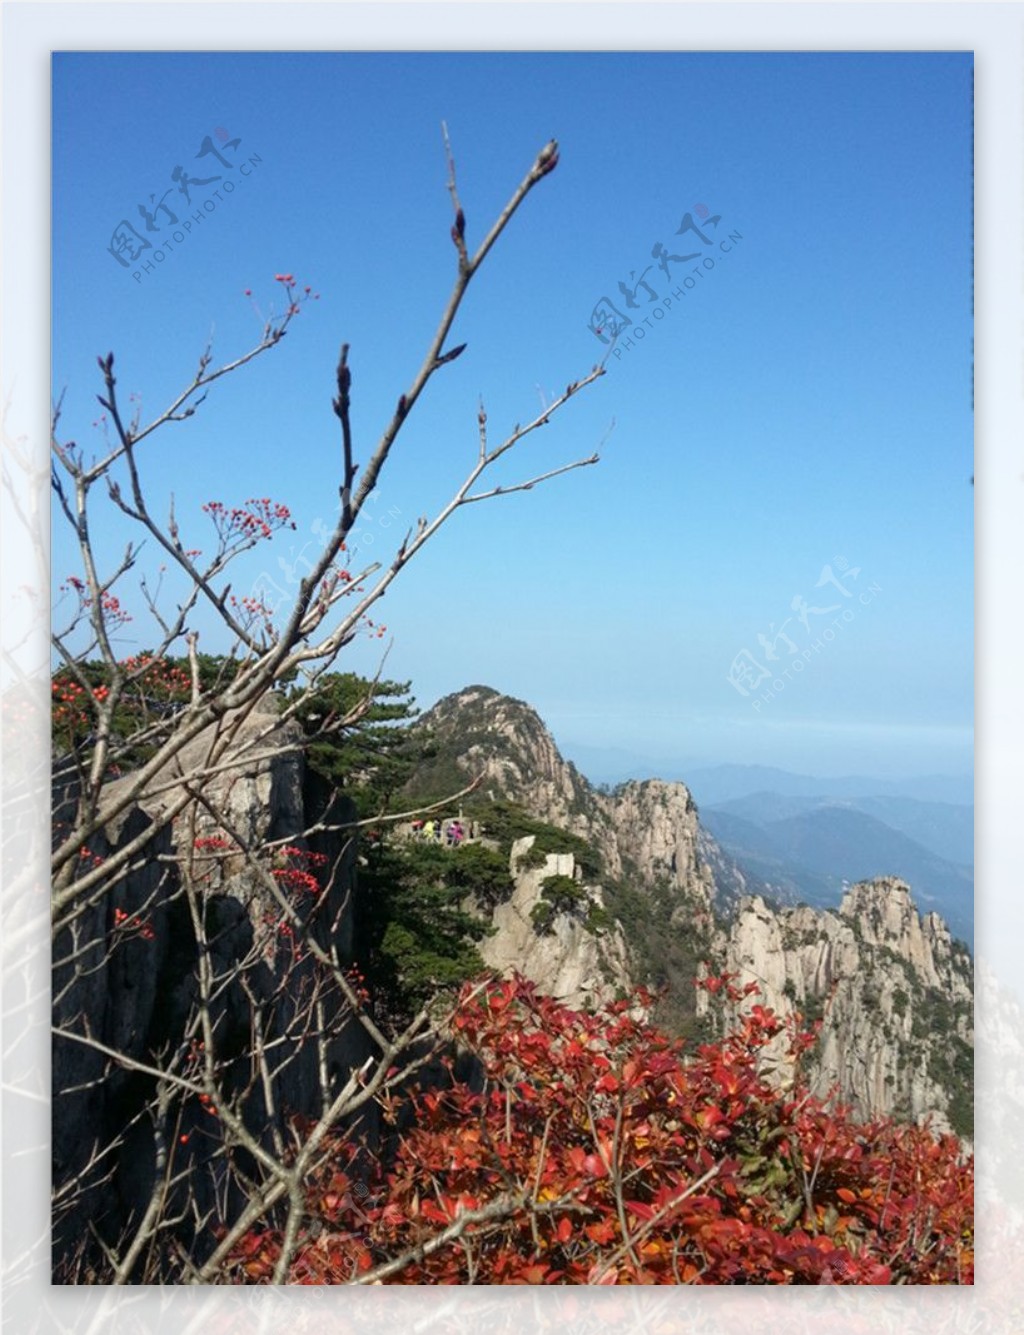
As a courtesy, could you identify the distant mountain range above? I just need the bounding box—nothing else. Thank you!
[708,791,973,870]
[700,800,973,951]
[563,754,973,809]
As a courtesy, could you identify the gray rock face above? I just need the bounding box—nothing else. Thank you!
[706,878,974,1136]
[601,779,716,915]
[478,836,631,1007]
[429,686,597,833]
[52,801,176,1234]
[51,697,364,1273]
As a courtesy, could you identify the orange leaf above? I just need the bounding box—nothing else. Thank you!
[516,1263,549,1284]
[586,1220,616,1245]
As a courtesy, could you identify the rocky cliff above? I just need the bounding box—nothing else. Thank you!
[705,878,973,1136]
[52,696,367,1271]
[477,837,632,1007]
[406,686,974,1139]
[408,686,721,912]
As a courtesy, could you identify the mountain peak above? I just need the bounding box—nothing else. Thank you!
[406,685,593,826]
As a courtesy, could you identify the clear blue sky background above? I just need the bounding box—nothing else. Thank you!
[52,51,973,783]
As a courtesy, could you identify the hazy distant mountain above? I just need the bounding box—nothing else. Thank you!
[853,795,974,868]
[683,763,973,809]
[711,792,974,869]
[698,808,836,909]
[702,802,973,951]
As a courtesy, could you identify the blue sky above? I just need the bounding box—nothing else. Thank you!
[52,50,973,782]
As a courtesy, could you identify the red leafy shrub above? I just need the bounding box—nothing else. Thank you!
[222,973,973,1285]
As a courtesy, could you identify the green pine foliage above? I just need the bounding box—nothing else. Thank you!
[602,871,718,1044]
[530,873,588,934]
[290,673,420,818]
[288,675,515,1022]
[356,839,493,1023]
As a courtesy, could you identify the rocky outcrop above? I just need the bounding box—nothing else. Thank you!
[840,878,968,996]
[478,837,631,1008]
[409,687,974,1141]
[706,878,974,1137]
[603,779,716,912]
[51,697,365,1273]
[411,687,725,919]
[413,685,599,838]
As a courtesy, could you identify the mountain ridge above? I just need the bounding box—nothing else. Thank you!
[708,789,974,869]
[404,684,974,1138]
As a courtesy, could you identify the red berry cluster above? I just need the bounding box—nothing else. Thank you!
[119,654,192,698]
[259,910,307,965]
[271,868,320,896]
[99,592,131,626]
[203,497,295,542]
[228,593,275,625]
[193,834,234,852]
[113,907,155,941]
[52,679,90,735]
[271,846,327,898]
[345,966,371,1006]
[243,274,321,312]
[57,577,132,626]
[277,845,327,867]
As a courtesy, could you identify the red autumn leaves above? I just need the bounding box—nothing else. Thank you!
[221,972,973,1285]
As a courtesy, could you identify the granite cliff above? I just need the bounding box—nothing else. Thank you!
[406,685,974,1138]
[51,697,368,1269]
[706,879,973,1136]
